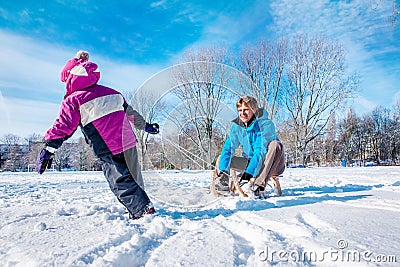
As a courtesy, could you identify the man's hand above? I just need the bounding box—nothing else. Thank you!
[36,148,55,174]
[145,122,160,134]
[239,172,253,182]
[218,170,229,178]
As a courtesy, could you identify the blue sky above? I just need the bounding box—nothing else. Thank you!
[0,0,399,138]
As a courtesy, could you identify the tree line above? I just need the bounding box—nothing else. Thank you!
[0,134,102,172]
[1,34,399,171]
[1,102,399,172]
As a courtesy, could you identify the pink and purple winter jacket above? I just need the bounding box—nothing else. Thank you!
[45,60,144,157]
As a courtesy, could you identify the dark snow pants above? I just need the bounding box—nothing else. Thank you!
[100,147,150,218]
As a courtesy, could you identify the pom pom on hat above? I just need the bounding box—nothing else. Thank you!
[60,50,90,82]
[76,50,89,61]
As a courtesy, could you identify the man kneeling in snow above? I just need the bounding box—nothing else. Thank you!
[215,95,285,197]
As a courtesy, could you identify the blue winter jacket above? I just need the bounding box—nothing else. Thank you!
[219,108,278,177]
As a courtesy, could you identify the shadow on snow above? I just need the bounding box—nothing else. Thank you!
[157,183,377,221]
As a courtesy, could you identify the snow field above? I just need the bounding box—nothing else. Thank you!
[0,167,399,266]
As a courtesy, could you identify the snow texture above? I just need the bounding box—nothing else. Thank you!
[0,167,399,266]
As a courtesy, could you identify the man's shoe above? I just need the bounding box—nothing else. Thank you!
[271,176,282,196]
[215,172,230,192]
[238,172,253,183]
[250,183,265,199]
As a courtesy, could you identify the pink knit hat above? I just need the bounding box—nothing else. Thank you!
[60,50,90,82]
[64,61,100,98]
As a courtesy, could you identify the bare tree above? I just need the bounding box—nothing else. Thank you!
[53,143,73,171]
[337,109,361,165]
[277,120,296,166]
[324,112,337,165]
[70,137,101,171]
[389,100,400,164]
[238,38,288,120]
[371,0,400,26]
[0,134,21,147]
[335,104,400,166]
[368,106,392,164]
[170,47,233,169]
[394,1,400,25]
[2,145,23,171]
[127,90,166,170]
[0,134,22,171]
[283,35,358,165]
[24,133,44,171]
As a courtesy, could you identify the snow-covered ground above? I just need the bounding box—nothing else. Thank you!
[1,166,399,266]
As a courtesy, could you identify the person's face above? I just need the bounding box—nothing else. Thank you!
[237,103,255,124]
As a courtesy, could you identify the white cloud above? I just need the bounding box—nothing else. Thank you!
[186,1,270,47]
[96,58,161,95]
[349,94,377,115]
[162,1,399,116]
[0,30,164,96]
[0,94,60,138]
[393,90,400,105]
[268,0,400,113]
[0,30,70,97]
[0,30,164,138]
[150,0,167,8]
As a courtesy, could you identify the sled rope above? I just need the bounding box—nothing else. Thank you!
[163,137,216,169]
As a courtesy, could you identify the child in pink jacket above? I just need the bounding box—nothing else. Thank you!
[36,51,159,219]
